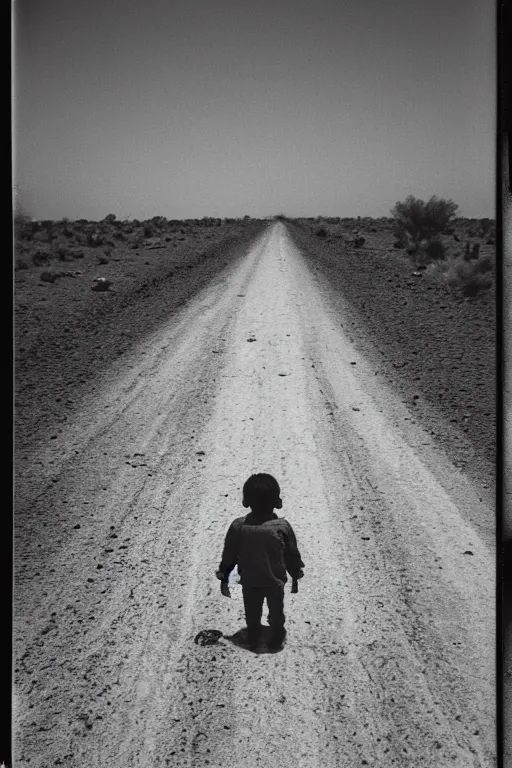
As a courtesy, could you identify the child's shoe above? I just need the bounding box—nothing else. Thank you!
[267,629,286,650]
[246,626,261,649]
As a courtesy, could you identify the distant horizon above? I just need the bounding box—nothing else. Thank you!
[13,0,495,222]
[13,192,496,223]
[15,209,495,224]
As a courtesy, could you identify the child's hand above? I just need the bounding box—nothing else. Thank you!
[220,581,231,598]
[215,570,225,581]
[295,569,304,580]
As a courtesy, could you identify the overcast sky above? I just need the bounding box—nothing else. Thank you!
[13,0,495,220]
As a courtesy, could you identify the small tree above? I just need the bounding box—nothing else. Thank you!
[390,195,458,249]
[13,211,31,239]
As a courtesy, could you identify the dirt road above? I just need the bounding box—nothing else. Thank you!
[15,223,495,767]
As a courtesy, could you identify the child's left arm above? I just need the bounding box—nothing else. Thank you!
[284,521,305,580]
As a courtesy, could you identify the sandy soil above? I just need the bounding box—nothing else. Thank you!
[14,223,495,767]
[286,219,496,490]
[15,219,264,453]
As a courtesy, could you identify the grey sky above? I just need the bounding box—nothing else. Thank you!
[13,0,495,220]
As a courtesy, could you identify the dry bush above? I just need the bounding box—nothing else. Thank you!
[14,212,33,241]
[40,270,58,283]
[438,253,494,297]
[422,238,446,262]
[32,250,50,266]
[476,253,493,273]
[462,241,481,261]
[479,218,492,236]
[460,274,493,297]
[86,232,104,247]
[391,195,458,249]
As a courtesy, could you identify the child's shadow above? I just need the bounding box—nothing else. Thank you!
[223,626,283,654]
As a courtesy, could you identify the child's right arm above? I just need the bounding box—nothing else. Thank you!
[216,520,241,582]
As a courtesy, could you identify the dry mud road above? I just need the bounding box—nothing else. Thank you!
[15,223,495,767]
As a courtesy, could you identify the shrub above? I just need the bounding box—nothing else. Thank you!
[143,226,152,238]
[443,253,493,297]
[32,250,50,266]
[353,236,365,247]
[390,195,458,248]
[423,238,445,261]
[463,242,480,261]
[461,274,493,297]
[87,232,103,247]
[478,254,493,273]
[15,259,29,271]
[40,270,57,283]
[480,218,492,236]
[14,211,30,231]
[315,227,328,238]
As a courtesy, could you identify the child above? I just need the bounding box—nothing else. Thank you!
[216,473,304,650]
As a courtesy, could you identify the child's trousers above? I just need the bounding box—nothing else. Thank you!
[242,586,285,639]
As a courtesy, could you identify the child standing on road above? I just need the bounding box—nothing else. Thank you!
[216,473,304,650]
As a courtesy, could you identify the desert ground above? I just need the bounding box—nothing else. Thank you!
[14,215,496,767]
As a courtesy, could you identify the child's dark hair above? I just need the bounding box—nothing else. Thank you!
[243,473,281,508]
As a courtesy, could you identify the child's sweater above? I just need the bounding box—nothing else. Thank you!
[218,511,304,588]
